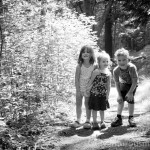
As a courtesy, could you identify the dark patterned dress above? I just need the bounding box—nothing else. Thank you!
[88,73,109,111]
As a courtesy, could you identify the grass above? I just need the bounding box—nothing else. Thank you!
[133,77,150,131]
[135,78,150,112]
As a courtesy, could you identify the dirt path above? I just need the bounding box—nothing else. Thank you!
[0,88,150,150]
[56,88,150,150]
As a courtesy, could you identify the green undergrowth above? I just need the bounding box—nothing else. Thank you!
[0,78,150,150]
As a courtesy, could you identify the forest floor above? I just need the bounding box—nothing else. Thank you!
[0,87,150,150]
[39,46,150,150]
[0,46,150,149]
[54,87,150,150]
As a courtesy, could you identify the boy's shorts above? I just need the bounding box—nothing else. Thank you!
[120,83,137,104]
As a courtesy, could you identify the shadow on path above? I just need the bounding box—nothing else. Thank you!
[58,127,93,137]
[97,126,136,139]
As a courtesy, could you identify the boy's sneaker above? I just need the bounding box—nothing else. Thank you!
[92,122,99,130]
[69,121,81,128]
[111,117,123,127]
[100,122,106,129]
[128,117,136,127]
[83,121,91,129]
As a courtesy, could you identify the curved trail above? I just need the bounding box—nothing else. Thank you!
[57,88,150,150]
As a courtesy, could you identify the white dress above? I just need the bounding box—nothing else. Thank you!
[80,65,94,95]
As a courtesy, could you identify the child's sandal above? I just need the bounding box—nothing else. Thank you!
[70,121,81,128]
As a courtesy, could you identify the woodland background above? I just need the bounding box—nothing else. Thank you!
[0,0,150,149]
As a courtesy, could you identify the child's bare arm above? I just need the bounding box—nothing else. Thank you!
[75,65,81,93]
[128,78,138,93]
[126,65,138,101]
[126,78,138,101]
[106,73,111,100]
[115,82,123,103]
[86,70,98,91]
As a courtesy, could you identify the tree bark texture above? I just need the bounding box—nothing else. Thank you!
[97,0,114,37]
[84,0,96,16]
[105,11,113,58]
[0,0,3,58]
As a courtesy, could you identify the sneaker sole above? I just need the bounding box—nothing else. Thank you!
[111,123,123,127]
[101,126,106,129]
[92,127,99,130]
[70,125,81,128]
[129,124,136,127]
[69,124,82,128]
[83,126,91,129]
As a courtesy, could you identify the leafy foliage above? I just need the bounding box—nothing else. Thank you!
[0,0,98,148]
[122,0,150,27]
[0,0,150,149]
[108,0,150,52]
[1,0,97,118]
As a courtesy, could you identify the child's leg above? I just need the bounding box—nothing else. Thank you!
[84,97,91,122]
[128,103,134,116]
[128,103,136,127]
[76,93,83,123]
[117,101,124,115]
[92,110,99,130]
[111,102,124,127]
[99,110,106,129]
[99,110,104,122]
[83,97,92,129]
[92,110,97,123]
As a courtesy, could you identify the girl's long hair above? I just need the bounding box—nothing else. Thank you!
[78,45,95,65]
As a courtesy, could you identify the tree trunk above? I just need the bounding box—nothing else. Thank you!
[0,0,3,59]
[0,0,3,76]
[97,0,114,36]
[39,0,47,32]
[83,0,96,16]
[105,11,113,58]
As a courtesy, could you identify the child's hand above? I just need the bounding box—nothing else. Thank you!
[125,92,134,102]
[106,100,110,108]
[117,95,123,103]
[106,94,109,101]
[85,91,90,97]
[85,89,90,97]
[86,86,91,92]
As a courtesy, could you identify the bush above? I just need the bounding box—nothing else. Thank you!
[0,0,98,121]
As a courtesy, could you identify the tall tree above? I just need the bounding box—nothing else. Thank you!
[84,0,96,16]
[97,0,114,58]
[105,10,113,58]
[83,0,114,57]
[0,0,3,58]
[97,0,114,36]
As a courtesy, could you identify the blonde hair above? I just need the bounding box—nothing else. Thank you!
[114,48,129,59]
[97,51,111,68]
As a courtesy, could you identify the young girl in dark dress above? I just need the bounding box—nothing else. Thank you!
[86,51,111,130]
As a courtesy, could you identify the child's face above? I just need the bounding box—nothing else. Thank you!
[99,57,109,69]
[82,48,91,60]
[116,55,129,69]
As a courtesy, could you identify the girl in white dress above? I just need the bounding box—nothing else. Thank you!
[70,45,96,129]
